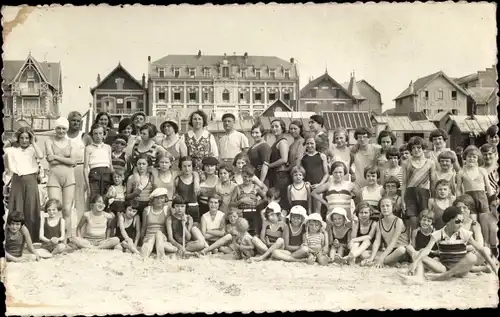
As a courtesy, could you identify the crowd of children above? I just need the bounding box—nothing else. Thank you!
[4,122,499,283]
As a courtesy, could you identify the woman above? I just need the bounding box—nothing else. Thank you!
[131,111,147,136]
[247,123,272,183]
[67,111,90,220]
[267,119,291,210]
[287,120,306,174]
[93,112,117,146]
[182,110,219,173]
[5,127,44,241]
[375,129,396,173]
[129,123,164,172]
[118,117,136,156]
[157,119,187,172]
[45,118,77,239]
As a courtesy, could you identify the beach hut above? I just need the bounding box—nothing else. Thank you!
[371,113,437,147]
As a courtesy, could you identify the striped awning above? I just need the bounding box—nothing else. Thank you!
[322,111,372,130]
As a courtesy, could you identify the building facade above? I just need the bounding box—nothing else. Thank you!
[147,51,300,120]
[90,63,148,126]
[2,53,62,118]
[393,71,469,118]
[299,71,380,113]
[454,66,498,116]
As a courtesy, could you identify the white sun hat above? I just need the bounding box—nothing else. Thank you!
[266,201,282,215]
[326,207,350,223]
[288,205,307,219]
[304,213,326,229]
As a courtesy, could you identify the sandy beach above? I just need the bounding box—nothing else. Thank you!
[4,250,498,315]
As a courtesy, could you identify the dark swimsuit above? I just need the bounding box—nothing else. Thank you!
[265,223,284,243]
[331,227,352,247]
[288,224,304,246]
[116,217,137,242]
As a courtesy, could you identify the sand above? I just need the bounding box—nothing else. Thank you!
[4,250,499,315]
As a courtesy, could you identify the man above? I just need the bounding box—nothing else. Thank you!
[428,128,460,172]
[309,115,329,154]
[219,113,249,164]
[67,111,89,221]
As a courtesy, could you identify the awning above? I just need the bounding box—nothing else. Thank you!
[322,111,372,130]
[373,116,437,132]
[450,115,498,135]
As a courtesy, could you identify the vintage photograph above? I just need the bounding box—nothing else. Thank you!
[2,3,498,315]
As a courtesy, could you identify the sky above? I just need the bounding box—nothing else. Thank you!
[3,3,497,117]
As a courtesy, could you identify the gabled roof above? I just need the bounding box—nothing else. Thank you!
[300,72,359,100]
[261,99,293,117]
[153,54,294,69]
[454,73,478,85]
[372,115,436,132]
[450,115,498,135]
[3,54,61,90]
[382,108,396,116]
[394,71,469,100]
[467,87,497,105]
[90,62,144,94]
[430,111,451,122]
[358,79,381,95]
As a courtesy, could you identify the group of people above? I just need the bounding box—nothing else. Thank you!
[3,109,499,284]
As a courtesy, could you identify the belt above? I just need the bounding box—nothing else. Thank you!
[188,203,199,207]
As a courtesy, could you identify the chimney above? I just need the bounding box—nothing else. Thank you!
[197,50,202,59]
[409,80,414,94]
[97,74,101,84]
[244,52,248,64]
[290,57,295,64]
[147,56,151,62]
[142,73,146,88]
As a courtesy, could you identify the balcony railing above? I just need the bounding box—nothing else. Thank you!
[20,88,40,96]
[97,108,144,115]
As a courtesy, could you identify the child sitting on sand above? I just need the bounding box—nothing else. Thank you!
[38,199,66,258]
[141,188,177,259]
[199,209,240,255]
[326,207,351,263]
[5,212,41,262]
[71,194,120,250]
[301,213,329,266]
[249,202,287,262]
[166,195,207,255]
[270,205,308,262]
[343,202,377,265]
[200,194,227,249]
[115,200,141,254]
[233,218,257,259]
[362,196,409,268]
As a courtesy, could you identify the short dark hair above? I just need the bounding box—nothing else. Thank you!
[218,163,234,175]
[233,152,249,167]
[435,178,451,190]
[188,110,208,127]
[377,130,396,146]
[383,176,400,189]
[385,147,401,159]
[208,194,223,206]
[271,119,286,133]
[399,143,409,153]
[407,136,427,151]
[139,123,157,139]
[437,150,456,164]
[453,194,475,211]
[7,212,24,225]
[90,194,108,210]
[480,143,497,154]
[44,198,63,213]
[90,123,105,136]
[289,120,304,136]
[486,125,499,138]
[178,156,194,170]
[354,127,372,139]
[429,128,448,142]
[330,161,348,175]
[354,201,373,216]
[241,164,255,176]
[222,113,236,121]
[251,123,265,135]
[364,165,380,179]
[309,115,324,127]
[172,195,188,207]
[135,153,151,166]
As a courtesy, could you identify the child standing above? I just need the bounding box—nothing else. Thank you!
[126,155,154,218]
[301,213,329,266]
[363,197,409,267]
[433,151,457,196]
[84,124,114,199]
[116,200,141,254]
[383,176,403,219]
[141,188,177,259]
[111,134,128,175]
[381,147,403,187]
[198,157,219,216]
[360,166,383,220]
[311,161,356,221]
[401,136,435,233]
[230,165,266,236]
[271,205,308,262]
[38,199,66,257]
[399,144,410,165]
[287,166,311,211]
[250,202,287,262]
[215,164,237,214]
[152,151,177,206]
[428,179,455,230]
[166,195,207,255]
[232,152,268,190]
[331,127,353,181]
[5,212,41,262]
[456,146,494,222]
[300,135,329,191]
[71,194,120,250]
[327,207,351,263]
[480,144,499,197]
[174,156,201,224]
[344,202,377,265]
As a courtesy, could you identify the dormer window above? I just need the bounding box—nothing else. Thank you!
[204,68,211,77]
[174,68,180,78]
[27,70,34,79]
[269,69,276,79]
[189,68,196,77]
[115,78,124,90]
[284,70,290,79]
[222,67,230,78]
[240,69,247,78]
[255,69,261,79]
[158,68,165,78]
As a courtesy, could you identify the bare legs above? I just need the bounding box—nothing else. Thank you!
[345,240,372,264]
[200,234,233,254]
[70,237,119,249]
[250,238,284,262]
[271,248,308,262]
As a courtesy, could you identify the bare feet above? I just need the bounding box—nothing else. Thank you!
[248,256,264,263]
[306,255,316,265]
[398,272,424,285]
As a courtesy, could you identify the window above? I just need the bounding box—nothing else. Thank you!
[284,70,290,79]
[423,109,429,116]
[240,69,247,78]
[269,69,276,79]
[27,70,34,79]
[158,68,165,78]
[204,69,211,77]
[173,92,181,101]
[174,68,180,78]
[222,67,230,78]
[437,109,443,113]
[335,89,341,98]
[189,92,197,102]
[203,92,209,101]
[222,89,230,102]
[158,92,166,100]
[28,81,35,89]
[463,83,468,89]
[239,93,245,101]
[397,99,402,106]
[115,78,124,90]
[269,93,276,101]
[437,90,444,100]
[452,109,459,115]
[255,93,262,102]
[451,91,457,100]
[255,69,261,79]
[126,101,132,109]
[283,93,290,101]
[311,89,317,98]
[189,68,196,77]
[424,91,429,100]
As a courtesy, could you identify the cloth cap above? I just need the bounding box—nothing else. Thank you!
[202,156,219,166]
[442,206,461,224]
[149,188,169,200]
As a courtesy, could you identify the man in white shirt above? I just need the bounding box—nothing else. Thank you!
[219,113,249,164]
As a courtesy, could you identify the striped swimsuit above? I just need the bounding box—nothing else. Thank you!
[324,181,353,220]
[432,227,472,270]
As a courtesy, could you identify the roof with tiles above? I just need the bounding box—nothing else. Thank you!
[300,72,362,100]
[153,54,294,68]
[449,115,498,135]
[467,87,497,104]
[3,54,62,90]
[394,71,469,100]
